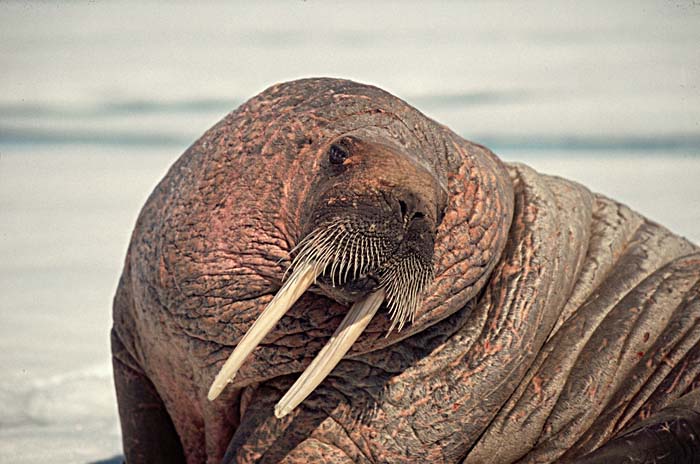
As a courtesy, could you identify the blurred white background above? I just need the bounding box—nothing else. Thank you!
[1,1,698,462]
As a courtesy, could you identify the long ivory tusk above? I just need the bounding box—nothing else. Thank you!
[274,288,386,418]
[208,261,320,401]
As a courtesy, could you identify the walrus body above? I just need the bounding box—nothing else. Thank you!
[112,78,700,463]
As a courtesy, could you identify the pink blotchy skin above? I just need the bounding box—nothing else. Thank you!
[112,78,700,464]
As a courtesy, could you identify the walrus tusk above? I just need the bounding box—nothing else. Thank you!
[274,288,386,418]
[208,261,321,401]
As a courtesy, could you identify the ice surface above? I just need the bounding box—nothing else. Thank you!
[0,1,698,462]
[0,147,175,463]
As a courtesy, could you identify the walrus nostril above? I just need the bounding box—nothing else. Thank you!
[399,200,408,218]
[398,199,428,225]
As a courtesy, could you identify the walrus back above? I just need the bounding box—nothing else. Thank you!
[465,163,699,463]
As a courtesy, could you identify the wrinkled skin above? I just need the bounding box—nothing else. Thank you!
[112,78,700,463]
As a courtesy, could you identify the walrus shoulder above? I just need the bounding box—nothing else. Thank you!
[467,163,699,463]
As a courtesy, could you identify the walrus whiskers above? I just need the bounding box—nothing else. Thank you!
[208,220,433,411]
[383,254,434,333]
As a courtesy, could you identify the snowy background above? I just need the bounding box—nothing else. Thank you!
[1,1,699,462]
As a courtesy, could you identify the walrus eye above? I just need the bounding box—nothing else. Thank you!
[328,143,349,164]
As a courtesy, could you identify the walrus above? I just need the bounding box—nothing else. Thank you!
[111,78,700,463]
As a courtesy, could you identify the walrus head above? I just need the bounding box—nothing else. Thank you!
[294,133,448,329]
[206,78,513,419]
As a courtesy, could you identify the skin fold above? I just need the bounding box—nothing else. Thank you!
[111,78,700,463]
